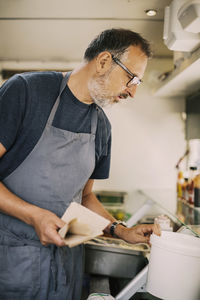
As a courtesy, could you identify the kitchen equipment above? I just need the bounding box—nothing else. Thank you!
[94,191,128,221]
[178,224,200,236]
[175,216,200,237]
[188,139,200,168]
[146,231,200,300]
[178,0,200,33]
[84,237,149,279]
[163,0,200,51]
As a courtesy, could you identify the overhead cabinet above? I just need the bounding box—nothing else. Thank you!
[153,46,200,98]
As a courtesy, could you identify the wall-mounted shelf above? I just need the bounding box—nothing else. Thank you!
[153,47,200,98]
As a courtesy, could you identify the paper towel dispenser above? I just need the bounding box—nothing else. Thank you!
[164,0,200,51]
[178,0,200,33]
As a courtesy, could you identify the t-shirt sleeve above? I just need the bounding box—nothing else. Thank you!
[90,133,111,179]
[0,75,26,151]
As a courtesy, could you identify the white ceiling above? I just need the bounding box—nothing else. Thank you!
[0,0,173,63]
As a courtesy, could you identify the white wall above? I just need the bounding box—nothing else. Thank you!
[94,58,186,207]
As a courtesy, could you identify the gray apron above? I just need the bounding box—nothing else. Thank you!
[0,72,98,300]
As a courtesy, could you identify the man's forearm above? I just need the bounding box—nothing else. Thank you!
[82,191,119,234]
[81,190,161,243]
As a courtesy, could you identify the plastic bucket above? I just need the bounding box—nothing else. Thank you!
[146,231,200,300]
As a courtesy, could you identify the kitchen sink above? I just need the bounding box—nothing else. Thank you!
[84,237,149,279]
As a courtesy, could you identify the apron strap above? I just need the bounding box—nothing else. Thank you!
[47,71,98,135]
[91,106,98,135]
[47,72,71,125]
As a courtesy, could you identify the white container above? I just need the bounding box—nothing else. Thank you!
[146,231,200,300]
[189,139,200,168]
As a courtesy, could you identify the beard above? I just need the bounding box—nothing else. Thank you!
[88,73,129,107]
[87,73,113,107]
[88,71,129,108]
[88,74,129,107]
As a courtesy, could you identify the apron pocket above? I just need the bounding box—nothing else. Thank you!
[0,245,40,297]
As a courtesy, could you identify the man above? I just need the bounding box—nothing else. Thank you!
[0,29,160,299]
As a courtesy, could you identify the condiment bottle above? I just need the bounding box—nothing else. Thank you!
[194,173,200,207]
[177,170,184,199]
[188,166,198,205]
[182,176,189,201]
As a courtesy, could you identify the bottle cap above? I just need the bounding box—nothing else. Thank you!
[190,166,197,170]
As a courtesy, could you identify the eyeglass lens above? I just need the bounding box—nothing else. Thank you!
[127,76,141,87]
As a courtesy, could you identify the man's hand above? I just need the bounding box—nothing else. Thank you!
[115,223,161,244]
[30,207,66,247]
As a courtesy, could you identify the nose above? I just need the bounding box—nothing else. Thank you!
[126,85,137,98]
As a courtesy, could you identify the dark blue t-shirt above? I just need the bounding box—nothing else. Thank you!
[0,71,111,181]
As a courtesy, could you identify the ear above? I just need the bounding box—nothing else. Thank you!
[95,51,112,74]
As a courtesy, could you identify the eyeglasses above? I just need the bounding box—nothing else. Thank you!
[111,55,142,87]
